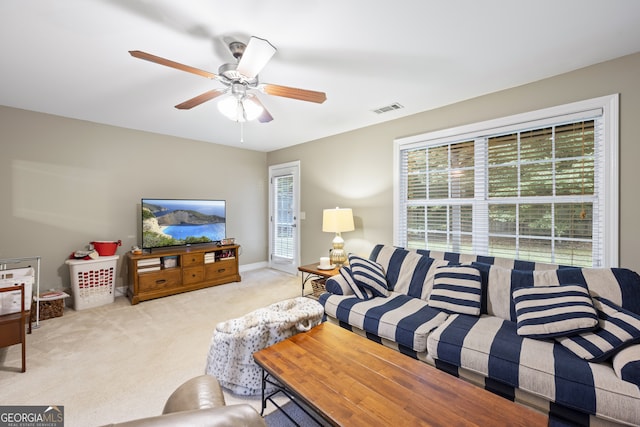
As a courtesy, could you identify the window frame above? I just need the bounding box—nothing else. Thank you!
[393,94,619,267]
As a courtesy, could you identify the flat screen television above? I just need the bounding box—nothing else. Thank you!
[141,198,226,250]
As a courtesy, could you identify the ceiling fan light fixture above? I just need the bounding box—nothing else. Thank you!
[217,95,263,122]
[242,95,264,121]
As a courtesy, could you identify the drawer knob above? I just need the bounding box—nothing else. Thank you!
[156,279,166,285]
[218,268,226,273]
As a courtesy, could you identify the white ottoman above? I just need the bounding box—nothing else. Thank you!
[205,297,324,395]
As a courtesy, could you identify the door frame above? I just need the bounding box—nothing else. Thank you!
[268,160,301,275]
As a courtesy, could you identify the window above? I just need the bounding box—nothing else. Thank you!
[394,95,619,267]
[273,173,295,259]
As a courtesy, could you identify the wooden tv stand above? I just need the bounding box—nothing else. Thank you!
[126,244,241,305]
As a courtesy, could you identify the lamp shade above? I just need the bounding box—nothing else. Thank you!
[322,208,354,233]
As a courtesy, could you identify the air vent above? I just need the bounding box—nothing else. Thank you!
[372,102,404,114]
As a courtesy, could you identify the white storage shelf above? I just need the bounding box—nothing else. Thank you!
[0,256,41,327]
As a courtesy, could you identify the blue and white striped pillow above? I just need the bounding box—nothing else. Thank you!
[339,266,374,300]
[324,271,348,295]
[612,344,640,386]
[348,254,389,297]
[513,284,598,338]
[556,297,640,362]
[429,265,482,315]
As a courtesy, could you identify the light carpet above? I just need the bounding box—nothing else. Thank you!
[0,268,302,426]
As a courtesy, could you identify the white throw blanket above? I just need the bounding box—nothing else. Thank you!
[205,297,324,395]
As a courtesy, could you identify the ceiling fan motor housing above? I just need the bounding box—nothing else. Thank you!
[228,41,246,59]
[218,62,258,86]
[231,82,248,99]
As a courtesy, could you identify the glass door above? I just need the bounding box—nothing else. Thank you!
[269,161,300,275]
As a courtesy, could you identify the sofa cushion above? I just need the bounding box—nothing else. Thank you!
[472,263,561,321]
[340,266,374,300]
[429,265,482,315]
[349,254,389,297]
[320,292,448,352]
[577,267,640,315]
[472,263,640,322]
[417,248,545,270]
[556,297,640,362]
[369,245,449,299]
[407,244,640,316]
[513,284,598,339]
[427,314,640,426]
[612,344,640,386]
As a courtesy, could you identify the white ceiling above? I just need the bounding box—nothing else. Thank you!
[2,1,640,152]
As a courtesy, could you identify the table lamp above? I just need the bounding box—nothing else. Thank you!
[322,207,355,267]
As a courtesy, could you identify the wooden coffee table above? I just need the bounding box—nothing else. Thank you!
[254,322,548,427]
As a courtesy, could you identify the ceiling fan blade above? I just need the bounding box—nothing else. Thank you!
[175,88,228,110]
[262,84,327,104]
[129,50,216,79]
[247,95,273,123]
[236,37,276,79]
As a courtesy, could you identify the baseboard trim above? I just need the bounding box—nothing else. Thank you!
[240,261,268,272]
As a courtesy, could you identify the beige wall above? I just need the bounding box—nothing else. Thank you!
[0,107,268,291]
[268,52,640,272]
[3,52,639,295]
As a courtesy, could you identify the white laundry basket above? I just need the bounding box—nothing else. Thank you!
[65,255,118,310]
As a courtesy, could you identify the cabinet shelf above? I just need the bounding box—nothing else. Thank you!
[126,245,241,304]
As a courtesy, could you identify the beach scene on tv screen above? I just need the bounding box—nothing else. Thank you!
[142,199,226,248]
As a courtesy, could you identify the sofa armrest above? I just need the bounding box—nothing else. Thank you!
[325,273,355,296]
[102,404,266,427]
[162,375,225,413]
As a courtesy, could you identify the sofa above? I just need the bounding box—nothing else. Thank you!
[101,375,266,427]
[319,244,640,426]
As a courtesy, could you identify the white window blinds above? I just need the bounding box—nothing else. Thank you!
[272,174,295,259]
[394,95,619,267]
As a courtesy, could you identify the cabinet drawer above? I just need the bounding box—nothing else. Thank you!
[183,266,205,285]
[138,269,181,292]
[205,261,238,281]
[182,253,204,267]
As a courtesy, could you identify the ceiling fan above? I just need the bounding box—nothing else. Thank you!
[129,36,327,123]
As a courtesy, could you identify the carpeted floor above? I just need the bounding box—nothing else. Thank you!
[0,268,302,426]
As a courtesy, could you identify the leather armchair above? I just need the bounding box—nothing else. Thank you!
[101,375,266,427]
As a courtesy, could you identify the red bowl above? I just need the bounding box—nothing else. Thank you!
[91,240,121,256]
